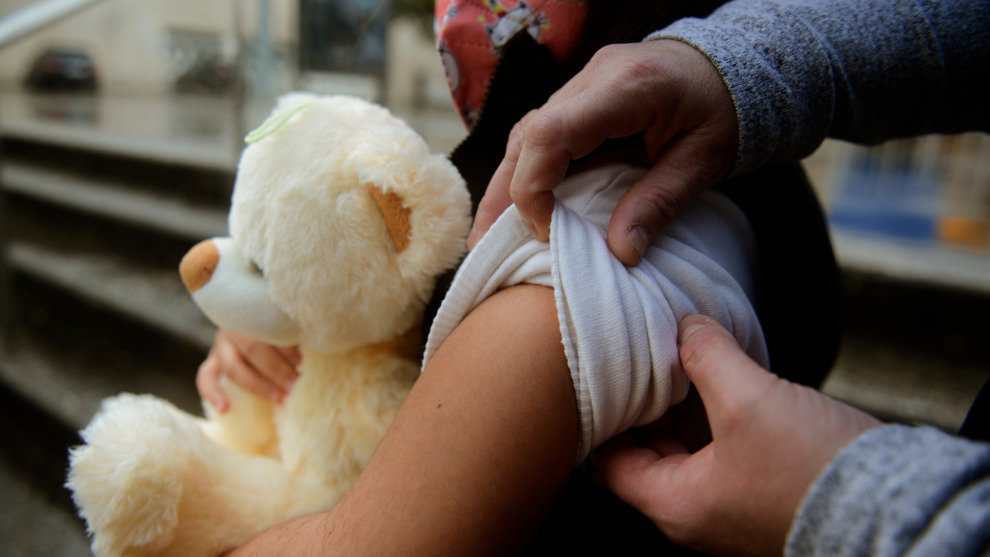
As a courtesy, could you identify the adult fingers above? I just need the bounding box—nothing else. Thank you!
[467,117,529,248]
[606,128,734,265]
[648,438,690,458]
[509,91,653,241]
[597,432,698,522]
[596,434,662,504]
[676,315,773,433]
[196,358,229,413]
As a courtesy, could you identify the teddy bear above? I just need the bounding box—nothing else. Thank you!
[66,92,472,556]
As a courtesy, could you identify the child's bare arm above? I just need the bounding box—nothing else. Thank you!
[228,283,577,555]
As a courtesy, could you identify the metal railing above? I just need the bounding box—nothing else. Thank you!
[0,0,107,49]
[0,0,108,340]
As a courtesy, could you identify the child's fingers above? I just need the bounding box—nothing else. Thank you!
[218,342,287,403]
[196,358,229,413]
[277,345,303,367]
[245,345,300,391]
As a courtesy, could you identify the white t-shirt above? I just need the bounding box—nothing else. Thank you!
[424,155,768,461]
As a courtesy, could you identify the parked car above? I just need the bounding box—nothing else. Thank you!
[173,58,239,95]
[24,49,98,92]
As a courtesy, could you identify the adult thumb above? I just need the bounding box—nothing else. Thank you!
[606,133,728,266]
[676,315,773,428]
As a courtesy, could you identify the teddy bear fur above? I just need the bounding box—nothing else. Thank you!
[66,93,471,556]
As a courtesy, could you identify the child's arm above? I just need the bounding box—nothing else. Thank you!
[228,283,578,555]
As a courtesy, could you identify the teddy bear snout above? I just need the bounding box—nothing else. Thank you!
[180,239,220,294]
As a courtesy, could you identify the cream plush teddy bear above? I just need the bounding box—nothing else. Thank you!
[66,93,471,556]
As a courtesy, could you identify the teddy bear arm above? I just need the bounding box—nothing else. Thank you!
[201,375,279,457]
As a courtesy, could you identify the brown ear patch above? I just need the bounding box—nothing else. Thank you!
[368,185,412,253]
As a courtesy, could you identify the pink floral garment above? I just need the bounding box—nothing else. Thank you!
[435,0,589,129]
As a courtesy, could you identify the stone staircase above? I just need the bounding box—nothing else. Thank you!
[1,137,229,422]
[0,92,987,556]
[0,93,237,555]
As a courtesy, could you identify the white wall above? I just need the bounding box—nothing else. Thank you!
[0,0,297,94]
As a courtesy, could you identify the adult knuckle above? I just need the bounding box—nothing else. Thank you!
[638,186,682,227]
[507,119,527,148]
[692,132,736,176]
[591,43,632,67]
[587,44,615,66]
[508,179,531,205]
[523,111,563,150]
[475,200,503,227]
[619,56,661,85]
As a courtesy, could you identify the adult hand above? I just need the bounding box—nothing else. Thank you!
[597,315,882,556]
[196,329,301,412]
[468,39,738,265]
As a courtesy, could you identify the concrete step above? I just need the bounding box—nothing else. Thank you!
[3,161,228,242]
[832,229,990,297]
[8,240,214,350]
[0,383,91,557]
[0,92,240,172]
[0,328,203,432]
[824,339,988,431]
[0,92,239,553]
[825,275,990,432]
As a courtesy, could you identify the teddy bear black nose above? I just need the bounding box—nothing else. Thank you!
[180,240,220,293]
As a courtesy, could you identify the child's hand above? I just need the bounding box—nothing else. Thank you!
[196,329,301,412]
[597,315,881,556]
[468,39,738,265]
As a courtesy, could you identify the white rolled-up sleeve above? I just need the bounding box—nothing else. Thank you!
[423,158,767,461]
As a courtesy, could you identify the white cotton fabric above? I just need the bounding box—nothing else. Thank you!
[423,157,768,461]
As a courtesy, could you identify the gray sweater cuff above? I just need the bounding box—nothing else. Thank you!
[786,424,990,556]
[646,0,990,176]
[645,2,836,176]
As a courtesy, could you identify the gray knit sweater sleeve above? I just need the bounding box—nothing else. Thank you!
[647,0,990,175]
[785,425,990,556]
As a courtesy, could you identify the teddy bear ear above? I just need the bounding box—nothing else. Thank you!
[368,185,412,254]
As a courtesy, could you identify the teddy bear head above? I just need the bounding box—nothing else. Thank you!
[180,93,471,353]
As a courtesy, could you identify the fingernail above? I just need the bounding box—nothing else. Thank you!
[269,390,284,403]
[678,315,714,345]
[628,225,650,258]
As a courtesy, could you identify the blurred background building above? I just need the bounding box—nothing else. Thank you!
[0,1,986,554]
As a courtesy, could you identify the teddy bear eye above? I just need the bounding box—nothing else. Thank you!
[247,259,263,276]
